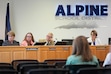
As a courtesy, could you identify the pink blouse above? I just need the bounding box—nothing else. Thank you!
[20,40,34,46]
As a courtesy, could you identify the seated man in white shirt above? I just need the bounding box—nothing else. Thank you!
[87,30,101,45]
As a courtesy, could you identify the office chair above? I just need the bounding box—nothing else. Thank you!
[77,67,111,74]
[54,61,66,68]
[0,69,18,74]
[104,64,111,68]
[0,65,14,70]
[26,68,70,74]
[20,64,56,74]
[17,62,38,72]
[0,40,3,46]
[44,59,66,65]
[17,62,47,72]
[0,65,17,74]
[11,59,38,70]
[0,63,11,66]
[63,64,97,74]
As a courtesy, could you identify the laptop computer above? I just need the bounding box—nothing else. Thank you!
[88,42,91,45]
[55,41,67,45]
[34,42,46,46]
[62,39,73,45]
[0,40,3,46]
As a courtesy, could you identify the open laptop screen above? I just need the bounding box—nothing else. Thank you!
[55,41,67,45]
[0,40,3,46]
[34,42,46,46]
[62,39,73,45]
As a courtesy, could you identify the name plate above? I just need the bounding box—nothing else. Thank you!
[26,48,38,50]
[63,47,69,50]
[96,46,106,50]
[49,47,56,50]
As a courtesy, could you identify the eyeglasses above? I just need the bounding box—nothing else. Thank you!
[8,35,14,37]
[47,35,53,38]
[26,36,32,37]
[91,34,96,36]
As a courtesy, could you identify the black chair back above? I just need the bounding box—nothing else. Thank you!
[54,61,66,68]
[17,62,47,72]
[0,65,14,70]
[17,62,38,72]
[108,38,111,45]
[44,59,66,65]
[11,59,38,70]
[104,64,111,68]
[0,40,3,46]
[77,67,111,74]
[0,65,17,74]
[0,69,18,74]
[26,68,70,74]
[0,63,11,66]
[21,64,56,74]
[64,64,97,74]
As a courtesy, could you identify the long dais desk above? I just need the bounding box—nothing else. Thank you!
[0,46,71,63]
[0,45,109,63]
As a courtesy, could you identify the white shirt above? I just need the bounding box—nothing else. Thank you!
[103,52,111,67]
[87,37,102,45]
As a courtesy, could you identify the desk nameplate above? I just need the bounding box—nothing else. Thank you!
[49,47,56,50]
[96,46,107,50]
[26,48,38,50]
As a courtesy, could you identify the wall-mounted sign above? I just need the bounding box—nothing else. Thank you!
[55,5,108,16]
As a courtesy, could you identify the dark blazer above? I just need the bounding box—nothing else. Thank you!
[2,40,19,46]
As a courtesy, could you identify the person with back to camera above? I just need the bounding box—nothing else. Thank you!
[66,36,99,67]
[103,46,111,67]
[87,30,102,45]
[2,31,19,46]
[20,32,35,46]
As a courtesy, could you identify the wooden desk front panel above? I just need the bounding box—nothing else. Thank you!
[38,47,52,62]
[38,46,70,62]
[25,47,39,60]
[95,46,109,61]
[55,47,70,59]
[47,47,56,59]
[0,47,26,63]
[0,51,11,63]
[90,46,96,56]
[0,46,109,63]
[26,51,38,60]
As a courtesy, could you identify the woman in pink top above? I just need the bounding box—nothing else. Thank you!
[20,32,35,46]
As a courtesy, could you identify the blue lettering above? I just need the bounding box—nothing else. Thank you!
[101,5,108,16]
[67,5,75,16]
[55,4,108,16]
[76,5,84,16]
[85,5,89,15]
[90,5,99,16]
[55,5,65,16]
